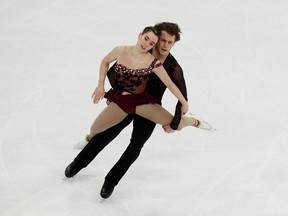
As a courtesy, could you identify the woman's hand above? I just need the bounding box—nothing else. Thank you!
[122,91,132,95]
[162,124,175,133]
[91,86,105,104]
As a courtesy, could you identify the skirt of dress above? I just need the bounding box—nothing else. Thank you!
[104,89,162,114]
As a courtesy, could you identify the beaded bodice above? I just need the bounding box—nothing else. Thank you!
[114,58,162,94]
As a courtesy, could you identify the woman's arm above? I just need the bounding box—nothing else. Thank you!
[153,65,189,115]
[97,47,119,87]
[92,46,119,104]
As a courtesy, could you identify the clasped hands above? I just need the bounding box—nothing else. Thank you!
[163,104,188,133]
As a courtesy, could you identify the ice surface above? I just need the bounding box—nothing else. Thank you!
[1,0,288,215]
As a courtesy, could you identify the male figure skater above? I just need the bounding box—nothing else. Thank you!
[65,22,191,198]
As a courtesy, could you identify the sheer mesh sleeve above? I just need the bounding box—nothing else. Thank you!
[107,62,123,94]
[169,64,188,130]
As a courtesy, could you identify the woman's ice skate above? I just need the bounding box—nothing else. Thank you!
[191,114,216,131]
[73,136,90,150]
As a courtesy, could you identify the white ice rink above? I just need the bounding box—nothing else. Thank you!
[1,0,288,215]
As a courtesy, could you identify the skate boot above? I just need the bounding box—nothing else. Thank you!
[191,114,216,131]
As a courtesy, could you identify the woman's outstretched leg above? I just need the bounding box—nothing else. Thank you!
[135,104,197,130]
[88,103,128,139]
[74,103,128,149]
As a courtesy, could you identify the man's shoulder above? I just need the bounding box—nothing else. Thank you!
[168,53,180,63]
[168,52,176,59]
[164,53,180,69]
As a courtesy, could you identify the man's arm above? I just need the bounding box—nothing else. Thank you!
[153,64,189,114]
[169,64,188,130]
[107,63,123,94]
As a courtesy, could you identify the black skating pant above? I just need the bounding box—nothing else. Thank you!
[73,114,156,185]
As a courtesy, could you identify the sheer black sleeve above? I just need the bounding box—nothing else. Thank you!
[107,62,122,94]
[169,64,188,130]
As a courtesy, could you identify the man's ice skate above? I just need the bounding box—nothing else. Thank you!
[100,179,116,199]
[65,161,83,178]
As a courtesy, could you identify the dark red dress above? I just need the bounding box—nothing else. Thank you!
[104,58,162,114]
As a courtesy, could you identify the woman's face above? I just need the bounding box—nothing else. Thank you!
[138,31,158,52]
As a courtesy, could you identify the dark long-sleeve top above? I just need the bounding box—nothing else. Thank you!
[107,53,188,130]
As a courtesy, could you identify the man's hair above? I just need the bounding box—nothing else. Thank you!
[141,26,159,37]
[153,22,182,42]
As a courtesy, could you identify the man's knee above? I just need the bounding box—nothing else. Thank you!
[129,136,147,150]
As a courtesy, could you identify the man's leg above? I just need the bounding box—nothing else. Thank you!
[104,115,156,185]
[65,115,134,178]
[100,115,156,198]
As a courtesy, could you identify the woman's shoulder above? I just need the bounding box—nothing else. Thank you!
[117,46,139,59]
[113,45,128,53]
[149,54,162,66]
[114,45,134,52]
[146,54,162,69]
[145,52,158,62]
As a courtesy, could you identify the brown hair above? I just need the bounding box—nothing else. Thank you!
[141,26,159,37]
[153,22,182,42]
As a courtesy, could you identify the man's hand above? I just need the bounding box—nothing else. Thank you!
[91,86,105,104]
[181,102,189,117]
[162,124,175,133]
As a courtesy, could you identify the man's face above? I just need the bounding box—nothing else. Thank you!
[155,30,176,56]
